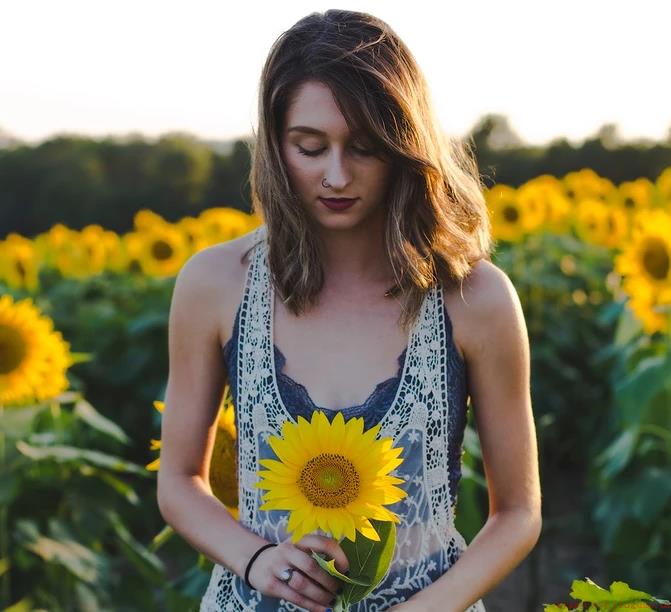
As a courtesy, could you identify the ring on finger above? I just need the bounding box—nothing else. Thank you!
[278,567,294,584]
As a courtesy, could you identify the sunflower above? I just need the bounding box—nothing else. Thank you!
[485,185,527,243]
[50,225,109,279]
[614,209,671,334]
[197,207,258,247]
[656,166,671,201]
[0,295,73,407]
[574,198,611,246]
[0,233,41,292]
[136,224,191,277]
[133,209,169,231]
[255,410,407,544]
[614,209,671,292]
[603,205,631,250]
[515,182,549,234]
[147,393,239,520]
[175,216,210,253]
[615,178,655,213]
[562,168,614,203]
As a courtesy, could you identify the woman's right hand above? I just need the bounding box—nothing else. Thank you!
[247,533,350,612]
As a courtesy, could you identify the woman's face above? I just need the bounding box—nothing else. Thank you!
[280,80,392,231]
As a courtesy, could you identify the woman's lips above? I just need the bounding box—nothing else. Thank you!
[318,197,359,211]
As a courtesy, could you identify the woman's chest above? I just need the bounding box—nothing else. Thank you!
[272,292,409,411]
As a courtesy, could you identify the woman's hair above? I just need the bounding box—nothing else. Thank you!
[244,8,494,333]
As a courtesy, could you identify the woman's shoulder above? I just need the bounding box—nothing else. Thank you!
[443,259,521,365]
[175,230,262,348]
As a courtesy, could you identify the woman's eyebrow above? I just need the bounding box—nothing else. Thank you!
[287,125,362,136]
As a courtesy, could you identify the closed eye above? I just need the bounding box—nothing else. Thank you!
[296,145,374,157]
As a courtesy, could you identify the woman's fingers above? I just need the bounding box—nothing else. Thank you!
[287,546,341,595]
[271,573,336,612]
[294,533,351,574]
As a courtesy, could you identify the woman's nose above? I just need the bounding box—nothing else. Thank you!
[323,151,352,188]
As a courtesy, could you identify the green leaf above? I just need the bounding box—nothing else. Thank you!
[15,440,150,476]
[594,428,638,480]
[0,405,46,439]
[339,519,397,606]
[311,553,370,586]
[613,303,643,347]
[79,466,140,505]
[73,398,131,445]
[15,518,108,584]
[2,596,33,612]
[105,509,165,584]
[569,577,670,608]
[615,354,671,426]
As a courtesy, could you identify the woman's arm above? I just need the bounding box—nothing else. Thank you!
[156,245,268,577]
[397,261,542,611]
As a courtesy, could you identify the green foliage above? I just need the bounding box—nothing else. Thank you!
[543,577,670,610]
[585,300,671,592]
[0,391,212,610]
[337,519,397,607]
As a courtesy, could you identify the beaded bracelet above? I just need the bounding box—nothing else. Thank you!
[244,542,277,590]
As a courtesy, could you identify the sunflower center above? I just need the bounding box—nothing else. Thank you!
[152,240,174,261]
[298,453,360,508]
[15,259,27,281]
[0,324,27,375]
[503,205,519,223]
[641,238,670,280]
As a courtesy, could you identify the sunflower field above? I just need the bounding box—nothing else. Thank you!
[1,167,670,610]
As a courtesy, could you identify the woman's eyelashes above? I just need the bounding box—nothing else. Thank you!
[296,144,374,157]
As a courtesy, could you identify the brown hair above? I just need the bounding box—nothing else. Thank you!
[243,8,493,333]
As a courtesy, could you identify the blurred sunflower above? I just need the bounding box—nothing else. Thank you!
[147,390,239,520]
[562,168,614,203]
[614,208,671,334]
[255,410,407,544]
[33,223,72,269]
[615,178,655,213]
[574,198,611,246]
[175,216,210,254]
[522,176,573,235]
[515,182,550,233]
[197,207,258,247]
[136,224,191,277]
[602,205,631,250]
[133,209,170,231]
[109,231,144,274]
[0,233,41,292]
[655,166,671,201]
[0,295,73,407]
[485,185,527,243]
[52,225,109,279]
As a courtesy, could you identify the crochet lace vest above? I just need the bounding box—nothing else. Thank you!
[201,226,486,611]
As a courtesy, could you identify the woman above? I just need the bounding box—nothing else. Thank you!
[157,9,542,612]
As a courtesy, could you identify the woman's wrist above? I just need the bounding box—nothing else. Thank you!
[234,534,275,579]
[243,542,277,589]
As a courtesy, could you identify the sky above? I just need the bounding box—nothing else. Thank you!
[1,0,670,147]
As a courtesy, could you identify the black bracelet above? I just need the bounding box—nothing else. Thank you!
[244,542,277,590]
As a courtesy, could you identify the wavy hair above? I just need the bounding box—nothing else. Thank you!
[244,8,494,333]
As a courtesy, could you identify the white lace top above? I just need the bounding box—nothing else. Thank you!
[200,226,486,611]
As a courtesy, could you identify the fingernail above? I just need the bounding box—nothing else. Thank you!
[326,608,333,612]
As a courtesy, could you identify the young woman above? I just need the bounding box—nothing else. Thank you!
[157,9,542,612]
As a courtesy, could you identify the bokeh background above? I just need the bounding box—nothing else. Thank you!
[1,1,670,610]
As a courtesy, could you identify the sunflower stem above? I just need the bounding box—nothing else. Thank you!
[0,403,10,605]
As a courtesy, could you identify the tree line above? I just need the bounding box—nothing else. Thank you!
[1,113,670,239]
